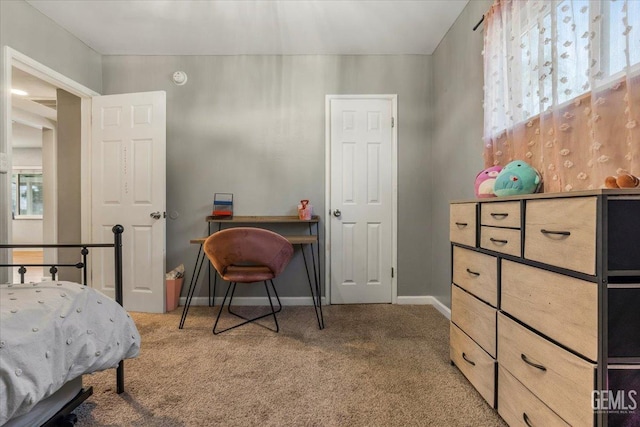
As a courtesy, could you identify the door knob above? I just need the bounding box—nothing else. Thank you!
[333,209,341,218]
[150,211,162,220]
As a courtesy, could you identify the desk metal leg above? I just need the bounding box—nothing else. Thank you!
[208,223,222,307]
[301,245,322,329]
[179,244,206,329]
[307,223,325,329]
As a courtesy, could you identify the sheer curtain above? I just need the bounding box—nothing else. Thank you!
[483,0,639,192]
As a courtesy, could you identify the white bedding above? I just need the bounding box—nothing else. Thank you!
[0,281,140,425]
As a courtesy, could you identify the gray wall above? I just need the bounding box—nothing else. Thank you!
[431,0,490,307]
[0,0,103,92]
[0,0,489,306]
[0,0,102,279]
[102,55,433,298]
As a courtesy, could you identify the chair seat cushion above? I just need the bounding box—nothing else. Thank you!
[222,265,275,282]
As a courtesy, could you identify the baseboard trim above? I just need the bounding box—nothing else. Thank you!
[179,296,327,306]
[181,295,451,319]
[397,296,451,319]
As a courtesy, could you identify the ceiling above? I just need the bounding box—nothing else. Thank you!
[26,0,469,55]
[12,67,58,102]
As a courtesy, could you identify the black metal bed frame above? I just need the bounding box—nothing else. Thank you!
[0,225,125,426]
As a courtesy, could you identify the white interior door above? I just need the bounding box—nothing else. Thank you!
[329,97,395,304]
[91,91,166,313]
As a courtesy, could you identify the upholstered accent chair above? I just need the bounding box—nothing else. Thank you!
[204,227,294,334]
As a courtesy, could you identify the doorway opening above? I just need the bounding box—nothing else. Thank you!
[10,66,58,282]
[2,47,98,284]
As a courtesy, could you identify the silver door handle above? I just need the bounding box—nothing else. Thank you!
[150,211,162,220]
[333,209,341,218]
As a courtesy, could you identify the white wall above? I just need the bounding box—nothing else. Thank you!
[12,121,42,150]
[12,217,43,244]
[11,147,42,167]
[11,123,44,244]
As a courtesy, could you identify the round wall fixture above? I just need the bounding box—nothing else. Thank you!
[172,71,188,85]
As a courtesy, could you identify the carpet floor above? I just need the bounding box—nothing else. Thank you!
[75,304,507,426]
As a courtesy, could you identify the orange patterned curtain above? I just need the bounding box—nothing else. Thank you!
[483,0,639,192]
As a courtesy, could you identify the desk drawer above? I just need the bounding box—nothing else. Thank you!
[525,197,597,275]
[481,201,521,228]
[452,246,497,307]
[450,203,477,247]
[450,322,495,408]
[498,366,570,427]
[480,226,521,257]
[501,260,598,361]
[498,313,595,427]
[451,284,496,358]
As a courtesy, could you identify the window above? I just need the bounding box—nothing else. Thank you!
[11,170,43,218]
[482,0,640,193]
[492,0,640,128]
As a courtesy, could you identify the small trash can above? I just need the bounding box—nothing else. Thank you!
[165,264,185,312]
[166,277,184,312]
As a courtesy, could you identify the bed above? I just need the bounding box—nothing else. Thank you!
[0,225,140,427]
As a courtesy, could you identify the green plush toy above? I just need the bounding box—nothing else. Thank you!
[493,160,542,197]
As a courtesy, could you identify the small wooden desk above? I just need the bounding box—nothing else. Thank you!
[179,216,324,330]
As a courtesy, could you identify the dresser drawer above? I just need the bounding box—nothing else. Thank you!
[501,260,597,361]
[480,226,521,257]
[498,313,595,427]
[450,203,477,247]
[525,197,597,275]
[481,201,521,228]
[452,247,498,307]
[498,366,570,427]
[451,284,496,357]
[450,322,496,408]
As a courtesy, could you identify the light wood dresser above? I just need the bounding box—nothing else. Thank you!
[449,190,640,427]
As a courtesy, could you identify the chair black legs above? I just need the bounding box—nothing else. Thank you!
[263,280,279,332]
[212,280,282,335]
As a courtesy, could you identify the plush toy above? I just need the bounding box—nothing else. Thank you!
[474,166,503,198]
[493,160,542,197]
[604,173,640,189]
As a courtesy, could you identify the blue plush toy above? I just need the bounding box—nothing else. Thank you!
[493,160,542,197]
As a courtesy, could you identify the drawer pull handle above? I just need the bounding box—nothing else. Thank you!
[489,237,508,245]
[521,353,547,371]
[466,268,480,277]
[523,412,534,427]
[455,222,468,227]
[540,229,571,237]
[490,212,509,218]
[462,352,476,366]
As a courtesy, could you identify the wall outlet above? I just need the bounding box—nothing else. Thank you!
[0,152,7,174]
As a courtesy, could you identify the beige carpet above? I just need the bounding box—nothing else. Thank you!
[75,304,507,426]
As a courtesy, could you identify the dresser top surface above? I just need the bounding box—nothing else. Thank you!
[451,188,640,204]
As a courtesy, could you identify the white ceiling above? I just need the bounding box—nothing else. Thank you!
[12,67,58,100]
[26,0,469,55]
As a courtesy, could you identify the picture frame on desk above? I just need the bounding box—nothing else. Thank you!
[212,193,233,219]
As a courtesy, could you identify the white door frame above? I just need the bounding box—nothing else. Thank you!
[324,94,398,304]
[3,47,99,251]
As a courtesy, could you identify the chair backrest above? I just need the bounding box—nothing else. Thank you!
[203,227,294,278]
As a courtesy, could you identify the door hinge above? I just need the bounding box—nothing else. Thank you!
[392,267,394,278]
[391,117,395,128]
